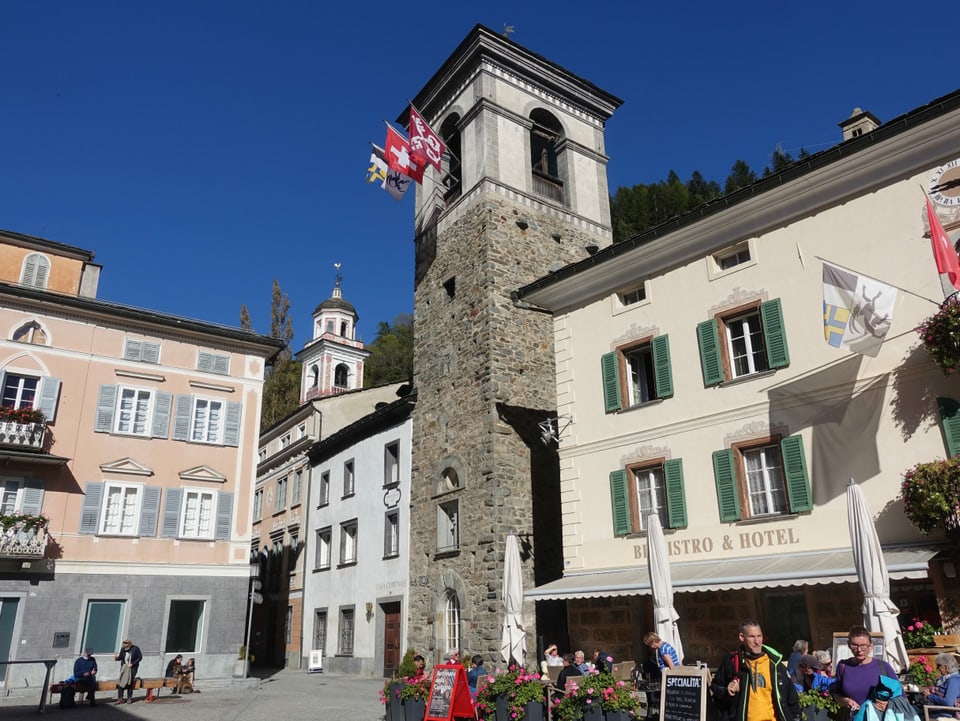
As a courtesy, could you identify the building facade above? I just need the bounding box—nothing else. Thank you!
[517,90,960,664]
[0,229,282,686]
[403,24,622,666]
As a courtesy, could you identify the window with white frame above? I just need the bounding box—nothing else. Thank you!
[191,398,224,443]
[20,253,50,288]
[164,599,205,653]
[253,488,263,521]
[316,527,331,570]
[384,510,399,558]
[276,476,287,511]
[343,460,355,497]
[340,520,357,565]
[442,590,460,655]
[635,465,667,532]
[437,500,459,553]
[742,443,788,517]
[725,310,769,378]
[697,300,789,386]
[338,607,355,655]
[81,600,126,655]
[12,321,47,345]
[318,471,330,506]
[297,423,306,439]
[0,477,43,516]
[292,469,302,506]
[384,442,400,486]
[1,373,39,410]
[0,479,22,515]
[115,386,154,436]
[180,490,216,539]
[100,483,141,536]
[715,246,751,270]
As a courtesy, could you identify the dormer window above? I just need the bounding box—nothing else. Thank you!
[20,254,50,288]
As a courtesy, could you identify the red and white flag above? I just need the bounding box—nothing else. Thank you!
[384,124,423,183]
[926,195,960,298]
[408,104,445,174]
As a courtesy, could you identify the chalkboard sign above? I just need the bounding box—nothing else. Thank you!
[660,667,710,721]
[425,664,474,721]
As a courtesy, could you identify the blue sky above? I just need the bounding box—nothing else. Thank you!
[1,1,953,352]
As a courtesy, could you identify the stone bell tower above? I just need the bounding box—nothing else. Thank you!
[404,25,621,663]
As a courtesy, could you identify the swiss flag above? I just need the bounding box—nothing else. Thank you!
[385,125,423,184]
[408,105,445,174]
[926,195,960,297]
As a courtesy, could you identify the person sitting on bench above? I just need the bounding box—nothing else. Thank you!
[73,649,98,706]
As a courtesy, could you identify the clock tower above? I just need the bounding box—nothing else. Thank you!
[403,25,621,662]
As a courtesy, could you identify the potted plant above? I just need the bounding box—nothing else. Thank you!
[0,406,45,424]
[902,620,946,650]
[0,513,49,534]
[906,655,939,687]
[381,650,421,721]
[596,672,641,721]
[475,665,546,721]
[900,459,960,539]
[400,673,432,721]
[918,296,960,375]
[554,673,608,721]
[797,688,840,721]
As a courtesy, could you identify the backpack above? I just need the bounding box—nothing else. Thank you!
[59,685,76,709]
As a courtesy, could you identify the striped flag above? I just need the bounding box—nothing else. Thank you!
[822,262,897,358]
[366,144,410,201]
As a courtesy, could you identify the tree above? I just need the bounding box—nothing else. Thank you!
[724,160,758,194]
[240,304,252,332]
[364,314,414,387]
[259,280,301,430]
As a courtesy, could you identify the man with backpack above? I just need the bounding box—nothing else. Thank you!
[710,620,799,721]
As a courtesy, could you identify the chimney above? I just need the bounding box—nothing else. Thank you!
[839,107,881,142]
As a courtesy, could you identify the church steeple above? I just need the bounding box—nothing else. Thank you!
[297,264,369,401]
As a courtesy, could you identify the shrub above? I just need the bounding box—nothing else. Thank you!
[902,620,945,650]
[907,655,939,686]
[797,688,840,719]
[900,459,960,536]
[475,665,545,720]
[918,297,960,375]
[553,672,640,721]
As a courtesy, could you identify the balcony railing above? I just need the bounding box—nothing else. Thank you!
[0,421,47,451]
[0,524,48,558]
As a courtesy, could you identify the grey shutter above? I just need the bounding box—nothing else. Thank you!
[123,340,143,361]
[712,449,741,522]
[600,352,622,413]
[34,257,49,287]
[78,482,104,534]
[663,459,687,529]
[213,354,229,375]
[215,492,234,540]
[223,401,242,447]
[608,470,632,536]
[21,255,36,284]
[160,488,182,538]
[697,320,724,386]
[197,352,214,372]
[652,335,674,399]
[198,352,229,374]
[21,479,44,515]
[760,299,790,368]
[95,385,117,432]
[139,486,161,537]
[151,391,173,438]
[172,395,193,441]
[938,398,960,458]
[141,342,160,364]
[37,377,61,422]
[782,435,812,512]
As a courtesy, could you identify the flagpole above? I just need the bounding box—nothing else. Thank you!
[814,255,941,306]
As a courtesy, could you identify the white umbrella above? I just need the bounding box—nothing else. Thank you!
[646,514,684,663]
[500,533,526,667]
[846,478,910,671]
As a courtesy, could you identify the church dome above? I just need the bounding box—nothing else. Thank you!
[314,295,356,316]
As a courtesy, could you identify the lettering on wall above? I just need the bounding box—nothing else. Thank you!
[633,527,799,560]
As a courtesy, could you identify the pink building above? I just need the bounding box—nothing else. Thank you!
[0,229,282,688]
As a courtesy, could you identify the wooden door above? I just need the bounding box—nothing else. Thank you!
[383,602,401,676]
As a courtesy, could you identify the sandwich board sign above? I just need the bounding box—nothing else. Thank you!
[425,664,475,721]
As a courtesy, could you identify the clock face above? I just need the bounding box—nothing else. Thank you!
[930,159,960,207]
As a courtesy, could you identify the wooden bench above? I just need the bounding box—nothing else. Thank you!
[49,677,179,705]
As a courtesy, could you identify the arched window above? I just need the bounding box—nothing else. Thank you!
[442,590,460,655]
[441,114,462,203]
[13,321,47,345]
[334,364,349,389]
[340,321,348,337]
[529,109,564,204]
[311,365,319,388]
[20,254,50,288]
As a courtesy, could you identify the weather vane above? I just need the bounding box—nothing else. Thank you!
[334,262,342,288]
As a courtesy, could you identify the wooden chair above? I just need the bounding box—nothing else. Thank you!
[923,705,960,721]
[612,662,635,682]
[547,665,562,684]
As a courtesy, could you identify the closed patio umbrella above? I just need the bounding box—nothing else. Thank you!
[846,478,909,671]
[646,514,684,663]
[500,533,526,667]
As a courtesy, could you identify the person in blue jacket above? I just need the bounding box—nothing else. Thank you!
[73,648,98,706]
[924,653,960,717]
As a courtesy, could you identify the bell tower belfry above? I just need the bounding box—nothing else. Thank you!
[404,25,621,663]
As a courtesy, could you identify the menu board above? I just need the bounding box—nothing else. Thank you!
[660,667,710,721]
[425,664,474,721]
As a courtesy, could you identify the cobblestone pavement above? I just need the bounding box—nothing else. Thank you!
[0,670,386,721]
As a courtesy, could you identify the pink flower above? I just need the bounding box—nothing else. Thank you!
[586,700,592,705]
[917,621,925,628]
[926,665,933,673]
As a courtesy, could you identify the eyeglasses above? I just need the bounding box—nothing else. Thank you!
[849,643,871,649]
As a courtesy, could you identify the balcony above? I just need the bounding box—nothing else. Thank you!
[0,421,47,451]
[0,517,49,558]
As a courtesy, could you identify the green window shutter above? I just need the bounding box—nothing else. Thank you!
[937,397,960,458]
[663,458,687,529]
[712,449,741,522]
[600,352,622,413]
[760,299,790,368]
[696,320,724,386]
[652,335,674,399]
[781,435,812,512]
[608,470,632,536]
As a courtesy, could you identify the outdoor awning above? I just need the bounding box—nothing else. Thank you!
[525,546,939,601]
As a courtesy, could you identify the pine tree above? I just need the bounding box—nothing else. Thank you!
[240,304,252,332]
[259,280,301,430]
[364,314,414,387]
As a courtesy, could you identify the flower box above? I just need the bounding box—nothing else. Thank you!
[933,635,960,647]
